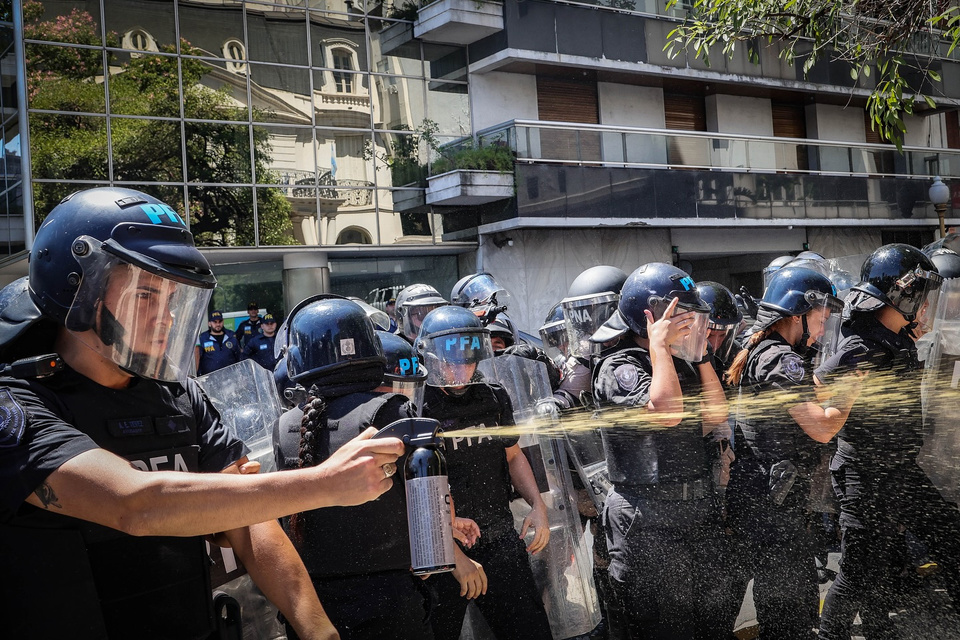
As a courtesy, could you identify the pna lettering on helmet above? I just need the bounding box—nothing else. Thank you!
[141,203,185,226]
[445,335,482,352]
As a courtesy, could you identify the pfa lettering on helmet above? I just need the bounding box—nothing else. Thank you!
[444,334,483,352]
[140,203,185,226]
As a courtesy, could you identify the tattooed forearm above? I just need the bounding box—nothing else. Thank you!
[35,482,62,509]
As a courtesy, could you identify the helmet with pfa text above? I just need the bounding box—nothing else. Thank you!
[277,295,385,397]
[377,329,427,407]
[27,187,216,381]
[415,305,494,387]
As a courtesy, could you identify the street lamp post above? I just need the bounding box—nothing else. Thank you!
[930,176,950,239]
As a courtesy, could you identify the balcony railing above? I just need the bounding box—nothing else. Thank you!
[474,120,960,180]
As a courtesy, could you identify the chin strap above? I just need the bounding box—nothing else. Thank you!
[98,304,126,347]
[796,314,811,356]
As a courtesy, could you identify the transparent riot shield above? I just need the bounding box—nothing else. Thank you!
[477,355,602,639]
[195,359,286,637]
[195,358,283,473]
[920,277,960,503]
[561,293,619,360]
[815,253,869,368]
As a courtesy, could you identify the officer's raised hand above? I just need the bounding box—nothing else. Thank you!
[645,296,693,349]
[314,427,405,506]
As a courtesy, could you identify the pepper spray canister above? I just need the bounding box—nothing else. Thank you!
[375,417,456,575]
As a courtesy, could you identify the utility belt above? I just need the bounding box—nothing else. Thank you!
[616,477,711,502]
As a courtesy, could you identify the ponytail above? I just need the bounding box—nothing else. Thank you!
[289,393,328,543]
[724,328,771,387]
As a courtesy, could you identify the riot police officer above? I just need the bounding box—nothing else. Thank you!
[450,272,512,325]
[817,244,960,639]
[724,267,851,638]
[242,312,279,370]
[589,262,730,640]
[417,305,553,640]
[196,309,241,374]
[394,283,448,344]
[0,188,404,639]
[273,295,449,640]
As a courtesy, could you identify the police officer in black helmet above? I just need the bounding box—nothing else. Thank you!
[589,262,730,639]
[817,244,960,639]
[274,295,465,640]
[724,267,854,638]
[0,188,404,639]
[417,305,552,640]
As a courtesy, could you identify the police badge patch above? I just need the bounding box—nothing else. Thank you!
[0,388,26,447]
[614,364,639,391]
[780,353,805,383]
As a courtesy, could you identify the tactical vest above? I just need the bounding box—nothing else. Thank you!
[594,348,711,487]
[275,391,413,578]
[834,319,924,464]
[737,338,822,475]
[1,372,216,640]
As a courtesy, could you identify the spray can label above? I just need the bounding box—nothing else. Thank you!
[405,475,457,575]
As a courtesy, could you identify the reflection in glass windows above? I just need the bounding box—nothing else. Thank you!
[21,1,470,248]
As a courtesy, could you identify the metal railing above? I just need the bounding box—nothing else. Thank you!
[474,120,960,180]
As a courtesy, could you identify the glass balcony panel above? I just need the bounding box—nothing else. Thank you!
[667,136,709,167]
[600,131,625,164]
[624,132,667,165]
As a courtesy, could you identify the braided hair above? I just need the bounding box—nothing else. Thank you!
[288,389,328,543]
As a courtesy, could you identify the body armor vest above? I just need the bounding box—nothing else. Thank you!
[1,370,216,640]
[275,391,412,578]
[594,347,711,487]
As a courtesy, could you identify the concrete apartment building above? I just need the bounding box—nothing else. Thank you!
[2,0,958,330]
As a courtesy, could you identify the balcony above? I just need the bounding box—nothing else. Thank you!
[426,169,513,206]
[414,0,504,45]
[434,120,960,228]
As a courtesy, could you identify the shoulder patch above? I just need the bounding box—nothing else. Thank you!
[614,363,639,391]
[780,353,806,383]
[0,388,26,448]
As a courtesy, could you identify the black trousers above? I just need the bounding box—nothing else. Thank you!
[724,460,821,639]
[430,533,552,640]
[603,487,730,640]
[818,456,960,640]
[286,570,433,640]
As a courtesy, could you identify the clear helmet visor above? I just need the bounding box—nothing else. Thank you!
[915,285,942,337]
[419,330,494,387]
[539,319,570,366]
[400,303,445,341]
[888,268,944,320]
[386,377,426,411]
[560,293,619,360]
[670,310,710,362]
[66,242,212,383]
[707,322,739,363]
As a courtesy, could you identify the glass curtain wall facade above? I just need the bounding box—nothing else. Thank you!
[22,0,470,249]
[0,13,23,263]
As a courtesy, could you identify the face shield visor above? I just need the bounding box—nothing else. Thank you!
[925,278,960,357]
[419,329,494,387]
[560,293,619,360]
[539,319,570,366]
[66,239,213,383]
[400,302,446,341]
[707,321,739,363]
[648,292,711,363]
[384,360,427,410]
[456,274,513,322]
[889,267,944,323]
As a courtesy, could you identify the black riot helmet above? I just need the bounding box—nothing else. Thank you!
[922,233,960,256]
[850,243,943,320]
[27,187,216,382]
[592,263,711,362]
[450,272,512,324]
[762,255,796,291]
[696,281,743,362]
[488,314,518,352]
[566,265,628,298]
[927,248,960,280]
[754,267,843,351]
[539,302,569,366]
[395,283,448,342]
[377,330,427,407]
[277,294,386,397]
[415,305,494,387]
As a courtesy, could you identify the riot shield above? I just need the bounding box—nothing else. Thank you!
[195,359,283,473]
[920,277,960,503]
[815,253,869,368]
[477,355,602,639]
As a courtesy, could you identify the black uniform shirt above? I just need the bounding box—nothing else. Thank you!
[422,383,519,539]
[739,333,821,469]
[593,344,711,485]
[815,314,924,464]
[0,367,245,522]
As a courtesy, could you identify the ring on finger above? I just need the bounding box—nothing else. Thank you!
[382,462,397,478]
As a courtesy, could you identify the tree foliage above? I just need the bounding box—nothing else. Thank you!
[24,0,296,246]
[665,0,957,148]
